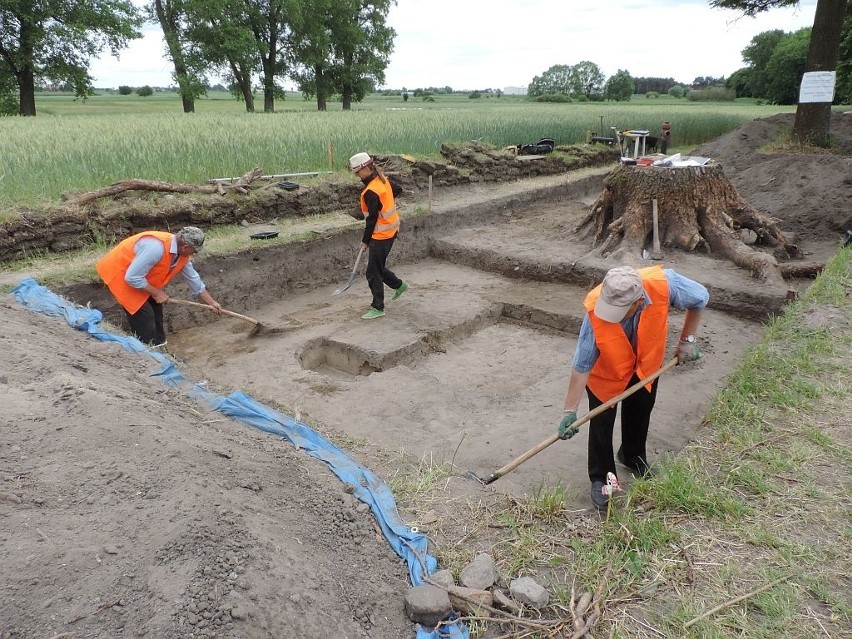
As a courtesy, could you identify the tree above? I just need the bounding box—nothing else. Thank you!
[837,3,852,103]
[570,61,605,99]
[711,0,849,147]
[764,28,810,103]
[244,0,295,112]
[183,0,258,112]
[528,64,573,96]
[604,69,634,101]
[633,77,678,94]
[290,0,394,111]
[151,0,206,113]
[0,0,142,116]
[741,29,787,97]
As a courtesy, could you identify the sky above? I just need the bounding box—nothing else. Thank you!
[88,0,819,91]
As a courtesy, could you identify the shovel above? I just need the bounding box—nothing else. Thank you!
[170,299,297,337]
[467,357,678,485]
[333,246,365,295]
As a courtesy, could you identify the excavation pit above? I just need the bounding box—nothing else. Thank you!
[59,172,804,506]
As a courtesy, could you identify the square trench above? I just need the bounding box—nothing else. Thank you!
[167,257,764,502]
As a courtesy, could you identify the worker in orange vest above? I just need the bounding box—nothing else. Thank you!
[96,226,222,346]
[349,152,408,319]
[557,265,708,511]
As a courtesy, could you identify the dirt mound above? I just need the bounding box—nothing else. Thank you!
[0,142,616,263]
[692,112,852,241]
[0,297,413,639]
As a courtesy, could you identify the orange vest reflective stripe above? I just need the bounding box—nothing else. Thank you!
[96,231,189,314]
[360,176,400,240]
[583,265,669,401]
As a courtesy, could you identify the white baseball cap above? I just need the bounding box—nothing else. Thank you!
[594,266,644,322]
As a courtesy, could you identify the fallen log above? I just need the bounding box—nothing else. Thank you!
[65,167,264,206]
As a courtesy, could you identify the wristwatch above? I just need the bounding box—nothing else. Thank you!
[680,335,695,343]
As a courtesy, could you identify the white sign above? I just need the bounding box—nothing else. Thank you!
[799,71,836,103]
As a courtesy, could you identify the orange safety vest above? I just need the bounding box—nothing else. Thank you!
[96,231,189,314]
[583,265,669,401]
[360,176,400,240]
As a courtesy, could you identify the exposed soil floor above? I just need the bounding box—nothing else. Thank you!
[2,112,850,639]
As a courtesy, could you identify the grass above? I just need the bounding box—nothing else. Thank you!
[379,245,851,638]
[0,91,805,206]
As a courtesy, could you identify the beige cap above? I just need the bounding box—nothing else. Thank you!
[594,266,643,323]
[349,152,373,171]
[176,226,205,252]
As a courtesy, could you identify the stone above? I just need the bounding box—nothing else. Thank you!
[403,585,452,627]
[509,576,549,609]
[428,569,455,589]
[459,553,497,590]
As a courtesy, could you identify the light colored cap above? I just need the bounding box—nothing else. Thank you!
[177,226,205,251]
[349,152,373,171]
[594,266,643,323]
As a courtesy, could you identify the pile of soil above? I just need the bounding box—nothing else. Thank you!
[2,113,850,638]
[692,111,852,242]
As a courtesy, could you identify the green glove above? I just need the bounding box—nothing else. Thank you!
[676,341,702,365]
[558,411,579,440]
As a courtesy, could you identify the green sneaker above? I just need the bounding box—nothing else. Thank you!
[361,307,385,320]
[392,281,409,300]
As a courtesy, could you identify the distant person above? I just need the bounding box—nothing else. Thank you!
[349,152,408,319]
[96,226,222,346]
[556,265,708,511]
[660,122,671,154]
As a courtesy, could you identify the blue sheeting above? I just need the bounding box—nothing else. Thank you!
[11,278,468,639]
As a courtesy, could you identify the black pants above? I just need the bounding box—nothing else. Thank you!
[587,374,659,483]
[126,298,166,345]
[366,235,402,311]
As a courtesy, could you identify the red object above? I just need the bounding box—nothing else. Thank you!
[637,157,654,166]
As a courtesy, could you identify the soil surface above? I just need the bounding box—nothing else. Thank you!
[2,112,850,639]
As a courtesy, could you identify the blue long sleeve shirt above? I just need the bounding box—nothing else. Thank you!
[571,269,709,373]
[124,235,206,296]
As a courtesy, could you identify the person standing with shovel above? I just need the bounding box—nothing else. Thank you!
[96,226,222,346]
[557,265,708,511]
[348,152,408,319]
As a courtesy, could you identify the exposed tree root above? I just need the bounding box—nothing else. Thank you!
[578,164,802,282]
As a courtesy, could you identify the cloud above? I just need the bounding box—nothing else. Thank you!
[87,0,818,91]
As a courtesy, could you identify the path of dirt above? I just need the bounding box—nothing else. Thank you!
[2,112,850,639]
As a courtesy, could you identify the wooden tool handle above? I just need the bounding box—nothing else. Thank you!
[169,299,259,325]
[352,245,365,273]
[484,357,678,484]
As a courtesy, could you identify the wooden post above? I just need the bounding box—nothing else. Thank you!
[428,175,433,213]
[651,198,662,259]
[326,142,334,170]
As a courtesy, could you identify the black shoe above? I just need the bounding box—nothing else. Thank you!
[616,446,655,478]
[590,481,609,512]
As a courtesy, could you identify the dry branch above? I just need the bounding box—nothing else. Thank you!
[66,167,264,206]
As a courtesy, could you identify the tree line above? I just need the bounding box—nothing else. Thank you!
[0,0,394,116]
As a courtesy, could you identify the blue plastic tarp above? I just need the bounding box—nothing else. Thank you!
[11,278,468,639]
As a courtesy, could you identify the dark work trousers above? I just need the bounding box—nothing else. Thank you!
[126,298,166,345]
[365,235,402,311]
[587,374,659,483]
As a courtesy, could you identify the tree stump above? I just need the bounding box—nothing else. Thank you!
[577,163,801,283]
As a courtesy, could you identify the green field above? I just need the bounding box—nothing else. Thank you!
[1,91,800,205]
